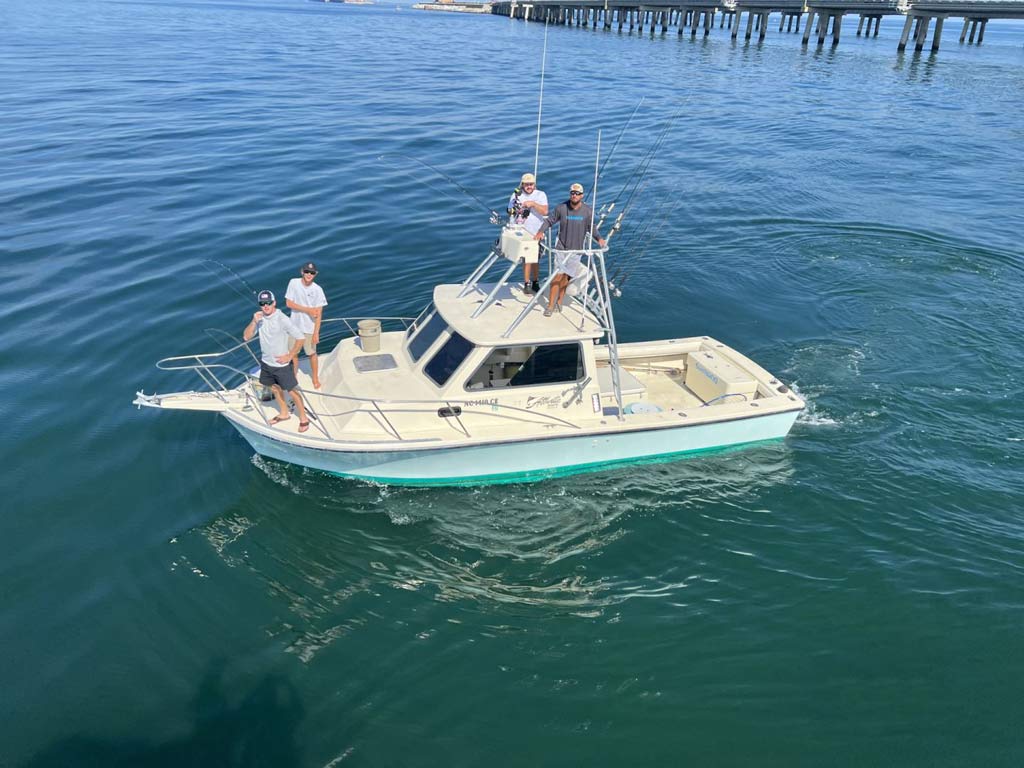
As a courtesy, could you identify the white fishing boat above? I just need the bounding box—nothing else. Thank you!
[135,227,804,486]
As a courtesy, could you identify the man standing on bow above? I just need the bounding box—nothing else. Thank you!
[244,290,310,432]
[507,172,548,295]
[286,261,328,389]
[534,182,606,316]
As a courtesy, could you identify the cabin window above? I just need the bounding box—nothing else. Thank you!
[424,331,475,386]
[465,343,584,390]
[407,309,447,362]
[405,302,433,340]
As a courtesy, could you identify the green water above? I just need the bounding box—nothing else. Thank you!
[3,0,1023,765]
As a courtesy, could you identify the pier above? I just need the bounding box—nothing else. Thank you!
[487,0,1024,52]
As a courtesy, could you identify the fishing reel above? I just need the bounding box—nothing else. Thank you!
[510,200,530,222]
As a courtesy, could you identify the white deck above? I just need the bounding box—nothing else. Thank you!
[435,283,605,346]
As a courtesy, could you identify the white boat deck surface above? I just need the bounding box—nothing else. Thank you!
[436,283,605,345]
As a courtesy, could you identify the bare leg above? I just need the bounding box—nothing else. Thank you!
[558,275,570,306]
[523,262,537,284]
[272,385,289,420]
[289,388,308,427]
[547,273,563,311]
[310,353,321,389]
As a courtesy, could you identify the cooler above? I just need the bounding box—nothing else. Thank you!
[501,225,539,264]
[685,348,758,404]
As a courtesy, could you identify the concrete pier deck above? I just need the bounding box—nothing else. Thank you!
[484,0,1024,52]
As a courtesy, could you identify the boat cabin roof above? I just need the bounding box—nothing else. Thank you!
[433,283,605,347]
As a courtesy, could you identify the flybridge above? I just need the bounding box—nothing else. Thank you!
[451,230,626,418]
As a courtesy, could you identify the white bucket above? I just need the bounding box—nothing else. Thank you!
[357,319,381,353]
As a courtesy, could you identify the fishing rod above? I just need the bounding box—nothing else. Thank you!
[377,153,502,223]
[606,109,678,219]
[611,193,682,289]
[533,21,549,178]
[201,258,258,305]
[596,97,645,184]
[587,129,601,250]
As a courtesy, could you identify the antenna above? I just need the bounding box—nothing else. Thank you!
[533,21,548,177]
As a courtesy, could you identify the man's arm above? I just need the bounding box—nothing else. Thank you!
[312,306,323,343]
[243,312,260,341]
[524,193,548,217]
[285,298,320,317]
[271,317,303,364]
[534,205,561,240]
[585,208,606,248]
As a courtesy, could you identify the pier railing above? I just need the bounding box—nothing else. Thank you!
[487,0,1024,51]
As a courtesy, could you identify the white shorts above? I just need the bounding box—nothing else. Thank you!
[553,250,585,279]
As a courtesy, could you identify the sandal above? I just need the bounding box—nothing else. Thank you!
[270,415,290,425]
[543,308,553,317]
[298,421,310,433]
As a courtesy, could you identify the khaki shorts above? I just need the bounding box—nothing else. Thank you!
[301,334,317,356]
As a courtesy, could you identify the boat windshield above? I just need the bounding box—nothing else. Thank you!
[465,343,584,390]
[406,302,434,340]
[407,309,447,362]
[424,331,474,386]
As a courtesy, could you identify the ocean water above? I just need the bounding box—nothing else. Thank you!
[2,0,1023,765]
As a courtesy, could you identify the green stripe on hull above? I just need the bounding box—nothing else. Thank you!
[328,437,784,487]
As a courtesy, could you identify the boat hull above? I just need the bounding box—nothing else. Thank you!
[226,409,800,486]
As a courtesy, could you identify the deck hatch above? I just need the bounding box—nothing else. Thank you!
[353,354,398,373]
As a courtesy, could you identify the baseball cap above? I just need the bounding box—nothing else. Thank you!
[569,183,584,193]
[301,261,317,273]
[257,290,274,304]
[521,173,537,184]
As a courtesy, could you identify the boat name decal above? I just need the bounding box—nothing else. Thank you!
[525,395,561,410]
[695,360,720,385]
[463,398,499,407]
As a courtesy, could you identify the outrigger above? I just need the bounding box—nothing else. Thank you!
[134,221,805,485]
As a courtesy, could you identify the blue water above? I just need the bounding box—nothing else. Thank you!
[3,1,1024,765]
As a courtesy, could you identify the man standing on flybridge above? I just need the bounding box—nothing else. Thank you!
[535,182,605,316]
[507,172,548,295]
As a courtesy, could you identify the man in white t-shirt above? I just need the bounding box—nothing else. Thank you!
[285,261,329,389]
[243,290,310,431]
[507,172,548,295]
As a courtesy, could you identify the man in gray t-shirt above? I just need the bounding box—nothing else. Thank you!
[243,289,310,432]
[534,182,607,316]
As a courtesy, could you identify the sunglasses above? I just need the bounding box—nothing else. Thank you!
[302,269,317,275]
[258,300,273,306]
[569,191,583,196]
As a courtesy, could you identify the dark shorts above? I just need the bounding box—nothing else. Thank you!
[259,360,299,391]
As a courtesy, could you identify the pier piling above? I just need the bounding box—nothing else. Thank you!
[490,1,1023,55]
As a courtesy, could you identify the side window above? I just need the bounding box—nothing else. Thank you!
[407,311,447,362]
[424,332,475,386]
[405,302,433,340]
[465,344,583,390]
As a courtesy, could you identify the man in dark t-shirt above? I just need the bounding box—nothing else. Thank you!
[534,182,607,316]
